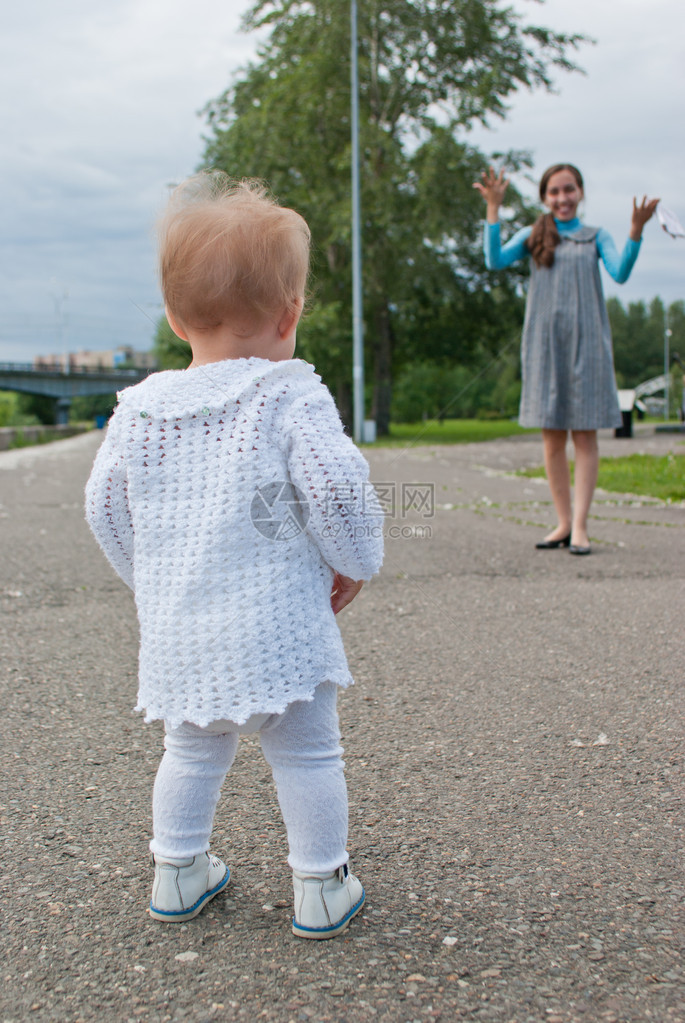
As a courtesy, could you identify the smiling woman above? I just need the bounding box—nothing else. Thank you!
[527,165,585,268]
[474,162,659,554]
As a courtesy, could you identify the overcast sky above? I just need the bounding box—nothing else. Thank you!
[0,0,683,363]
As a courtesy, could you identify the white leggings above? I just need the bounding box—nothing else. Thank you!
[149,682,349,875]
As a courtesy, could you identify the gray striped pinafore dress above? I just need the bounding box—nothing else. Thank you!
[518,226,622,430]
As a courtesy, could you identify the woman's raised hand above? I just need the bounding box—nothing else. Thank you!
[473,166,509,223]
[630,195,660,241]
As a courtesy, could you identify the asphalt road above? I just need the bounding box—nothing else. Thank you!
[1,426,683,1023]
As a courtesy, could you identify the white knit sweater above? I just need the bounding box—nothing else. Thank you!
[85,357,384,728]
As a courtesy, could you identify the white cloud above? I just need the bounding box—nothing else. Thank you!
[0,0,256,361]
[0,0,682,363]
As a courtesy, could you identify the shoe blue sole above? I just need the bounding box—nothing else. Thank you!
[149,866,230,923]
[292,888,365,939]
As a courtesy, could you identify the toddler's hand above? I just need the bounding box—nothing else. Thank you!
[331,573,363,615]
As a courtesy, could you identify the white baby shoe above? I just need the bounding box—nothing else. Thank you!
[149,852,230,922]
[291,863,365,939]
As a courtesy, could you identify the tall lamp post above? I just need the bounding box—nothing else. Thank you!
[350,0,364,443]
[664,312,672,421]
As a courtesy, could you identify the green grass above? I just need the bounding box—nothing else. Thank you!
[8,429,51,449]
[5,426,91,450]
[520,452,685,502]
[369,418,535,447]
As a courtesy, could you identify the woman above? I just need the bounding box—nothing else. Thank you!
[474,164,658,554]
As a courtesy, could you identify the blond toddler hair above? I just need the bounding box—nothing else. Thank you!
[158,172,310,334]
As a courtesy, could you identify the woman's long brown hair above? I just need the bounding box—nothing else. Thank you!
[527,164,584,268]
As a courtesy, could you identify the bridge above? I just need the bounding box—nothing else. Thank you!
[0,363,154,424]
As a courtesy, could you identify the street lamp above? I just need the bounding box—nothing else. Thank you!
[664,313,672,421]
[350,0,364,443]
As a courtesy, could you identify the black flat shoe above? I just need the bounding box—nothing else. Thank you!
[569,544,591,556]
[535,533,571,549]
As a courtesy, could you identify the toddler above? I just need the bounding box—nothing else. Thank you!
[85,172,383,939]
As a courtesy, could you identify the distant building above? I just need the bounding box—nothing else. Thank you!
[33,347,157,372]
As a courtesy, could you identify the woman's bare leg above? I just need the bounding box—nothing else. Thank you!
[570,430,599,548]
[541,429,572,541]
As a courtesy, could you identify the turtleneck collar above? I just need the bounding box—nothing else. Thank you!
[555,217,582,233]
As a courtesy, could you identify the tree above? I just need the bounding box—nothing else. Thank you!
[69,393,117,423]
[608,296,683,387]
[16,394,57,426]
[668,301,685,417]
[153,315,192,370]
[0,392,20,427]
[667,300,685,367]
[201,0,585,433]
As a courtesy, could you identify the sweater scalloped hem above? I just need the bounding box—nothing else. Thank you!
[135,668,355,731]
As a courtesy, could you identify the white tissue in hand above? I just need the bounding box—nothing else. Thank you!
[657,203,685,238]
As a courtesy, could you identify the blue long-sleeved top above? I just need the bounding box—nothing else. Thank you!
[484,217,641,283]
